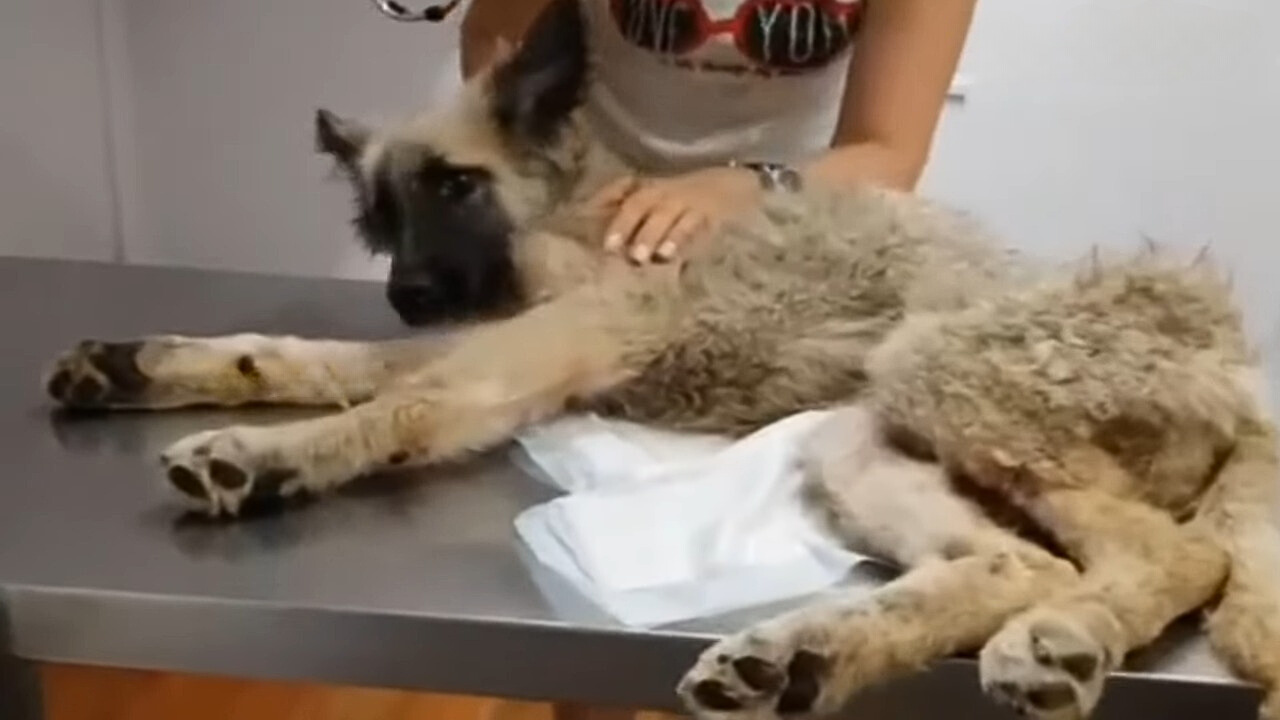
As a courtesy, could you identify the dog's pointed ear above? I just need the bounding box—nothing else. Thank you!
[488,0,589,144]
[315,108,371,166]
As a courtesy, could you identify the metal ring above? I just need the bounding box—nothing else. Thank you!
[370,0,463,23]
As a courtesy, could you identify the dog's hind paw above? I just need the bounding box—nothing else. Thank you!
[980,610,1111,720]
[678,624,836,719]
[46,340,152,408]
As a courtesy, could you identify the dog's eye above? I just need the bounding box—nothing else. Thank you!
[438,171,479,201]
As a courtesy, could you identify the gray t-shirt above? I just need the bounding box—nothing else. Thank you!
[580,0,863,172]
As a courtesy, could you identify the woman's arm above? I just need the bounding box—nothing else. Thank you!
[598,0,978,263]
[459,0,556,78]
[593,0,979,262]
[803,0,979,191]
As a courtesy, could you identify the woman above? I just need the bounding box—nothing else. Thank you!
[462,0,977,265]
[459,3,978,718]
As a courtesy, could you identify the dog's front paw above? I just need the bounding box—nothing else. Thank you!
[160,425,313,517]
[45,333,302,411]
[678,625,835,719]
[46,340,152,408]
[980,610,1111,720]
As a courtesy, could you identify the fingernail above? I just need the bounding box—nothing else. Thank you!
[629,245,650,264]
[656,241,677,259]
[605,233,624,252]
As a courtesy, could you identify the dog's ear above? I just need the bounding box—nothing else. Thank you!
[488,0,589,145]
[315,108,371,166]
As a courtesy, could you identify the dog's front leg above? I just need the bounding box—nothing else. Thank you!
[45,334,447,410]
[157,285,663,516]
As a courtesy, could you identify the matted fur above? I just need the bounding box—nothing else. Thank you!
[43,1,1280,718]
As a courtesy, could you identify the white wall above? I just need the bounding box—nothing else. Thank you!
[921,0,1280,348]
[111,0,462,281]
[0,0,121,263]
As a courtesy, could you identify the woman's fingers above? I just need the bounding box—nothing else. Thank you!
[604,186,664,255]
[629,202,693,263]
[657,212,710,261]
[599,178,717,262]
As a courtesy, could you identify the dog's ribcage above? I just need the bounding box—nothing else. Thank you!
[581,188,1019,436]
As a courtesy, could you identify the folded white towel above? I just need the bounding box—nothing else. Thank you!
[511,410,871,627]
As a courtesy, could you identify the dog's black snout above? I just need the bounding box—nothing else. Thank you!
[386,281,439,325]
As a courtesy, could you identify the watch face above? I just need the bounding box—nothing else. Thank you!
[732,160,803,192]
[758,163,802,192]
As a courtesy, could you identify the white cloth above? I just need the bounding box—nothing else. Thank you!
[511,410,870,628]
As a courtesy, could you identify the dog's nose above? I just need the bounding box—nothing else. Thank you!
[386,281,438,325]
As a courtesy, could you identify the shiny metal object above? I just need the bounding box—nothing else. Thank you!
[370,0,463,23]
[0,257,1264,718]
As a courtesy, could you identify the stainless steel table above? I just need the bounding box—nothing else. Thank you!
[0,257,1262,718]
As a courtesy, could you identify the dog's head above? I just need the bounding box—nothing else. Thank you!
[315,0,591,326]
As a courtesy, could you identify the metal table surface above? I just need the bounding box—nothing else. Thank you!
[0,257,1262,717]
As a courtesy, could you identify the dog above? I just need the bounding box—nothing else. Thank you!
[42,0,1280,717]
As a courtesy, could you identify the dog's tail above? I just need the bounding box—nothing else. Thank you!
[1196,417,1280,719]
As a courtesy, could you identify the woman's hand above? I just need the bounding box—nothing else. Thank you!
[592,167,762,264]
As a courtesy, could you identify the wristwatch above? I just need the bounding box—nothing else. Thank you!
[728,160,804,193]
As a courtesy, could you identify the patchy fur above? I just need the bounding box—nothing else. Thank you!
[43,0,1280,718]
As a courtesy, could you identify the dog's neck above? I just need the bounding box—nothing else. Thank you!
[505,114,662,303]
[548,111,638,208]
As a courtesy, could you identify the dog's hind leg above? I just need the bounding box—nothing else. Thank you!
[676,406,1079,719]
[45,334,448,410]
[1197,419,1280,719]
[964,447,1230,720]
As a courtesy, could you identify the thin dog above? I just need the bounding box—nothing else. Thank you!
[43,1,1280,718]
